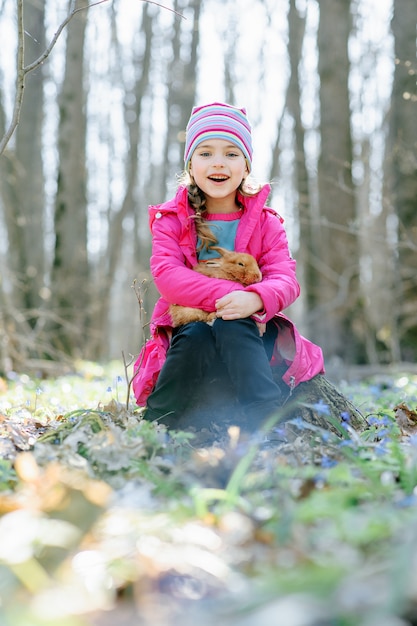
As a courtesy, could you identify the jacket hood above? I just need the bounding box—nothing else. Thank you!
[149,186,190,230]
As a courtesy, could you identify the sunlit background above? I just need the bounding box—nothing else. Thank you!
[1,0,415,373]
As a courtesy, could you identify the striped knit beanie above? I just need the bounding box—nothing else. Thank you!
[184,102,253,172]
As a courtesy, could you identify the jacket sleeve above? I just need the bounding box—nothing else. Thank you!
[244,212,300,321]
[150,212,246,310]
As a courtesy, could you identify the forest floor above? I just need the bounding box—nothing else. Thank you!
[1,361,417,626]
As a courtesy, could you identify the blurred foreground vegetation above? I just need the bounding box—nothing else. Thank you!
[1,362,417,626]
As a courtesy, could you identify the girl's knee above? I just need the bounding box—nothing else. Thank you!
[172,321,214,352]
[212,318,258,341]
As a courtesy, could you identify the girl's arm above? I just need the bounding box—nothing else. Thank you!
[244,214,300,320]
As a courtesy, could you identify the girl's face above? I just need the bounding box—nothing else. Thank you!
[189,138,249,210]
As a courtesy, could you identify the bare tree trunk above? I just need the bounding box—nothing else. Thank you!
[93,2,154,359]
[286,0,321,328]
[162,0,200,189]
[359,136,398,364]
[0,0,46,368]
[314,0,361,362]
[13,0,46,317]
[223,9,237,105]
[48,0,89,356]
[384,0,417,362]
[0,0,47,306]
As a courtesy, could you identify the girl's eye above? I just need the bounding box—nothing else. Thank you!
[199,151,211,157]
[227,152,239,158]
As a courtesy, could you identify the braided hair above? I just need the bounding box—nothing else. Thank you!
[178,173,261,253]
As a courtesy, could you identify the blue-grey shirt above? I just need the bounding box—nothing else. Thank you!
[197,211,242,260]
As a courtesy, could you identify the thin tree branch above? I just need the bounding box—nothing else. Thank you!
[140,0,185,19]
[0,0,185,156]
[24,0,112,74]
[0,0,25,155]
[0,0,102,155]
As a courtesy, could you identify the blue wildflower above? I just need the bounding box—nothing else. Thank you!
[312,399,330,415]
[377,428,391,438]
[338,440,353,448]
[375,443,388,456]
[368,415,392,427]
[290,417,306,428]
[396,495,417,508]
[378,415,393,426]
[321,455,337,468]
[369,385,381,396]
[273,426,287,438]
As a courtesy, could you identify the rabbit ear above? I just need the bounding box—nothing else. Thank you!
[209,246,229,257]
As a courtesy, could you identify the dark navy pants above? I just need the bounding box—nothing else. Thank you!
[146,318,285,428]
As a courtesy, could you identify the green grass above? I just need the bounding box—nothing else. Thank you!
[1,363,417,625]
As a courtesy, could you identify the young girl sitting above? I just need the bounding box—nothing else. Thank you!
[133,102,324,433]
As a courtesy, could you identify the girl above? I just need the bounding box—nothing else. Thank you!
[133,102,324,432]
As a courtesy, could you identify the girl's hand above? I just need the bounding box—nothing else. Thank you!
[215,291,264,320]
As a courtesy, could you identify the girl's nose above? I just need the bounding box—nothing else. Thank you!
[212,154,226,166]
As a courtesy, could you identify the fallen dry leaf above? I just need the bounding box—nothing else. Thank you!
[393,402,417,436]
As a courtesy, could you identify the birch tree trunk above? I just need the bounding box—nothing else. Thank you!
[49,0,89,356]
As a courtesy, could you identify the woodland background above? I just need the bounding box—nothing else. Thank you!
[0,0,416,376]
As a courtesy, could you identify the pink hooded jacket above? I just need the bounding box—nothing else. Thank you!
[133,184,324,406]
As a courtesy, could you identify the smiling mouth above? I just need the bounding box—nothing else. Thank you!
[208,175,229,182]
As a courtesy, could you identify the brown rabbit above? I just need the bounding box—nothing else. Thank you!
[169,247,262,327]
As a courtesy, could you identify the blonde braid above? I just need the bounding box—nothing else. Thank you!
[177,171,263,253]
[187,182,218,252]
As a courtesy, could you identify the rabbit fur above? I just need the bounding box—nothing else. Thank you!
[169,247,262,327]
